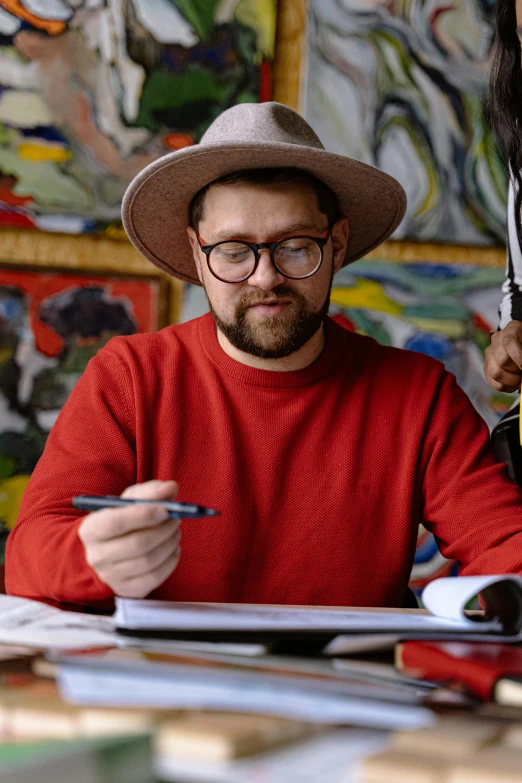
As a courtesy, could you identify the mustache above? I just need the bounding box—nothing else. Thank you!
[236,286,304,309]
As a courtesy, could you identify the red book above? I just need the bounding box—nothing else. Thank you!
[396,640,522,702]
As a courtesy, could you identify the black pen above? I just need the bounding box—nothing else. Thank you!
[72,495,220,520]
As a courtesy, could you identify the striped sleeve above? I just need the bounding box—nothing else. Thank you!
[499,178,522,328]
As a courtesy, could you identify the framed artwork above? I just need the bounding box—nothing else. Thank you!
[304,0,506,246]
[0,261,171,556]
[0,0,276,236]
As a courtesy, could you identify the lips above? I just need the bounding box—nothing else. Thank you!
[248,299,291,307]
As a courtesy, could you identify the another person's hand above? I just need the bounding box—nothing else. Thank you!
[78,480,181,598]
[484,321,522,392]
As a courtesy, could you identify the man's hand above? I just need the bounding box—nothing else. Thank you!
[78,480,181,598]
[484,321,522,392]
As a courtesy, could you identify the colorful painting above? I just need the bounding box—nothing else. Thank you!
[0,267,160,556]
[304,0,506,246]
[0,0,275,236]
[331,258,515,591]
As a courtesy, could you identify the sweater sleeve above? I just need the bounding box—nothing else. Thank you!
[420,368,522,575]
[499,178,522,328]
[5,347,136,606]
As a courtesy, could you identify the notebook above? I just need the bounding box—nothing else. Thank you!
[114,575,522,643]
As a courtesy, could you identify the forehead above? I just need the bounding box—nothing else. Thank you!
[517,0,522,26]
[201,182,324,224]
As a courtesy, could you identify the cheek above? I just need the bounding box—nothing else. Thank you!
[202,274,237,316]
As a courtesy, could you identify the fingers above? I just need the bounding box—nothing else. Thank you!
[79,503,171,543]
[115,547,182,599]
[121,480,178,501]
[100,528,180,582]
[78,479,183,599]
[484,323,522,392]
[85,518,180,568]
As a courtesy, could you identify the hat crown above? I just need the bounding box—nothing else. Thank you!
[200,102,325,150]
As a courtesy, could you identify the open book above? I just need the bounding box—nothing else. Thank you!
[114,575,522,643]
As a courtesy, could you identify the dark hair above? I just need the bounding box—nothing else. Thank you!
[488,0,522,247]
[189,168,341,230]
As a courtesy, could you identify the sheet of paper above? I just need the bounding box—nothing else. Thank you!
[422,574,522,624]
[58,665,435,730]
[115,599,501,633]
[0,595,115,649]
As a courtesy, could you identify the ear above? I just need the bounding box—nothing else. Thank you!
[186,227,204,284]
[331,217,349,274]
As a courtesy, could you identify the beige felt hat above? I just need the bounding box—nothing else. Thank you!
[122,102,406,285]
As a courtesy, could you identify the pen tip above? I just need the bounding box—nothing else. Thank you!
[206,508,220,516]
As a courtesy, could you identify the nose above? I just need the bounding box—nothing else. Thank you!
[246,248,285,290]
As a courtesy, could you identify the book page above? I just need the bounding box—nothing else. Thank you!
[115,599,498,633]
[422,575,522,629]
[0,595,115,649]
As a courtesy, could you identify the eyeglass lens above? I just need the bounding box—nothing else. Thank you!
[208,238,322,282]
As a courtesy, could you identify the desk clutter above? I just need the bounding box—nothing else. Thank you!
[1,576,522,781]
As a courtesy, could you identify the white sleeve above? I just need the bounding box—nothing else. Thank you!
[499,177,522,328]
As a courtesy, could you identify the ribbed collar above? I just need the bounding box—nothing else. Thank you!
[198,311,348,388]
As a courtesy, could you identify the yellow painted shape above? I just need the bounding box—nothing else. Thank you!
[18,142,71,163]
[0,475,30,529]
[406,317,466,338]
[0,348,14,364]
[236,0,277,58]
[330,280,403,316]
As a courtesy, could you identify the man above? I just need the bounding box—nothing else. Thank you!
[6,102,522,608]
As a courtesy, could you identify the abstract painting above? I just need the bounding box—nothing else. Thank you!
[0,0,275,235]
[331,258,515,590]
[0,267,160,556]
[304,0,506,246]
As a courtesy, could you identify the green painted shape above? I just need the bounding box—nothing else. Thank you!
[0,149,92,209]
[135,64,232,132]
[403,301,470,320]
[172,0,221,39]
[336,260,505,297]
[0,454,15,480]
[0,124,11,146]
[343,308,393,345]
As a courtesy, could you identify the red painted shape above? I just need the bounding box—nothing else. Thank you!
[259,59,272,102]
[331,312,356,332]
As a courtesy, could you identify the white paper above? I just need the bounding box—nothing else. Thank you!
[422,574,522,624]
[115,598,500,633]
[0,595,115,649]
[58,666,434,730]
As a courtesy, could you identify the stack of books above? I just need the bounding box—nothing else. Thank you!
[0,574,521,781]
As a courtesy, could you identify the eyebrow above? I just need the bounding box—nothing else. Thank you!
[209,222,328,243]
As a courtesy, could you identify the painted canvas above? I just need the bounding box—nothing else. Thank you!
[0,267,160,555]
[331,258,515,590]
[305,0,506,246]
[0,0,275,236]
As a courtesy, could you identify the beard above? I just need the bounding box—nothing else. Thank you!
[205,280,333,360]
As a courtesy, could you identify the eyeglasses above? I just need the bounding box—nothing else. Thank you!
[196,230,331,283]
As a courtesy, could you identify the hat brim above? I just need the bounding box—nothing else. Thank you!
[122,142,407,285]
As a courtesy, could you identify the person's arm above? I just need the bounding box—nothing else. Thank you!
[485,179,522,391]
[421,368,522,575]
[4,345,165,606]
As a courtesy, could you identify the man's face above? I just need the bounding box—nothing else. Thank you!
[187,182,348,359]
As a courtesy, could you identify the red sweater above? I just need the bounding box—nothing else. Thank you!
[6,314,522,607]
